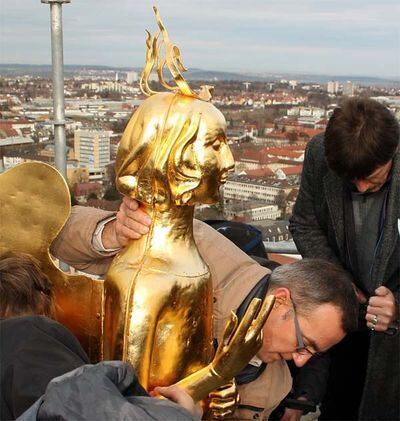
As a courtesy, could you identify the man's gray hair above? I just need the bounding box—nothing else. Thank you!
[269,258,359,333]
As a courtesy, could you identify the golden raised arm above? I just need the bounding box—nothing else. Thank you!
[176,295,275,402]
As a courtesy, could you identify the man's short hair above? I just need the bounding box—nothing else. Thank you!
[269,258,359,333]
[0,251,55,319]
[324,97,399,180]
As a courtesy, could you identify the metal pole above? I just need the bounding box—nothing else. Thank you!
[42,0,70,272]
[41,0,70,179]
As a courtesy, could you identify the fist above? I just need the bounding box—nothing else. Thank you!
[366,286,399,332]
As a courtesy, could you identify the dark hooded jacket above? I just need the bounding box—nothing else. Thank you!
[0,315,90,420]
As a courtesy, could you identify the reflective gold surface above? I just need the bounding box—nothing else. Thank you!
[105,7,237,392]
[106,92,235,389]
[0,163,104,361]
[140,6,213,101]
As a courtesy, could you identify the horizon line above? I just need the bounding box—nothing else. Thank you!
[0,63,399,83]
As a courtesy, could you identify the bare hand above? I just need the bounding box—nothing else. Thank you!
[208,379,239,419]
[280,407,303,421]
[102,197,151,249]
[153,384,203,418]
[366,286,399,331]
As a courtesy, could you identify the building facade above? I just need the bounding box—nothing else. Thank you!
[223,175,294,205]
[74,129,111,169]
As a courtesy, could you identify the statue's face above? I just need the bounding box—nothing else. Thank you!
[116,93,235,207]
[179,109,235,204]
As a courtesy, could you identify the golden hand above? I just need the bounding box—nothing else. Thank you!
[176,295,275,402]
[208,379,239,419]
[211,295,274,380]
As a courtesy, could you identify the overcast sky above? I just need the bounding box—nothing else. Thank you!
[1,0,399,78]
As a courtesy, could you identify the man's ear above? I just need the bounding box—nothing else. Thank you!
[272,287,291,306]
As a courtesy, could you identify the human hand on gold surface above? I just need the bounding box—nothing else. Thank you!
[102,197,151,249]
[208,379,239,419]
[212,295,275,380]
[153,384,203,419]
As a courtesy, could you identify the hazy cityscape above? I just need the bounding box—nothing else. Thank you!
[1,64,399,243]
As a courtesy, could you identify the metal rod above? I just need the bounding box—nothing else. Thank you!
[263,240,299,254]
[42,0,70,271]
[42,0,70,179]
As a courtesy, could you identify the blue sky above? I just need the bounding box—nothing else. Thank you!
[1,0,399,78]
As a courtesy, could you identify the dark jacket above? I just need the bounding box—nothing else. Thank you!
[289,135,400,420]
[17,361,197,421]
[0,316,90,420]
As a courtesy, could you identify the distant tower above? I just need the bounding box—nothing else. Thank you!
[243,82,251,91]
[343,81,355,97]
[115,72,119,82]
[327,80,339,94]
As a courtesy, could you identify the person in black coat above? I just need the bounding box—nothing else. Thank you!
[290,98,400,420]
[0,251,90,419]
[0,315,90,420]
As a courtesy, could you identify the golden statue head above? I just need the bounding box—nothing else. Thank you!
[115,7,234,208]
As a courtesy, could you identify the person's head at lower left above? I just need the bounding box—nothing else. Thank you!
[0,251,55,320]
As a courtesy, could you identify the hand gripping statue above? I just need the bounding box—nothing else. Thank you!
[0,7,275,407]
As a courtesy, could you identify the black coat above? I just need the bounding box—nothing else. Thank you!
[289,135,400,420]
[0,316,90,420]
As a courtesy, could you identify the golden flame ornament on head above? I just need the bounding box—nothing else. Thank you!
[140,6,214,102]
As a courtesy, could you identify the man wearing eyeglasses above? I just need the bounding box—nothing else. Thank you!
[289,97,399,420]
[52,203,358,420]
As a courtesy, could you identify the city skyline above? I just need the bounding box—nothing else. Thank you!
[2,0,399,79]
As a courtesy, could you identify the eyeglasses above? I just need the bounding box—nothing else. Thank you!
[292,304,325,358]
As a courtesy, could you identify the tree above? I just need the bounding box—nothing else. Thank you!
[287,131,298,143]
[69,190,79,206]
[103,186,121,201]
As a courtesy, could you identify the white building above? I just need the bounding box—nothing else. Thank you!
[224,201,281,221]
[74,129,111,171]
[126,71,139,84]
[327,80,339,95]
[223,175,295,205]
[287,106,326,119]
[343,81,355,97]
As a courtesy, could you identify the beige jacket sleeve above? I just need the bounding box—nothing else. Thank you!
[50,205,116,275]
[52,206,271,281]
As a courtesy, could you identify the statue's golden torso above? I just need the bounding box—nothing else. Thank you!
[104,209,213,389]
[102,83,234,390]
